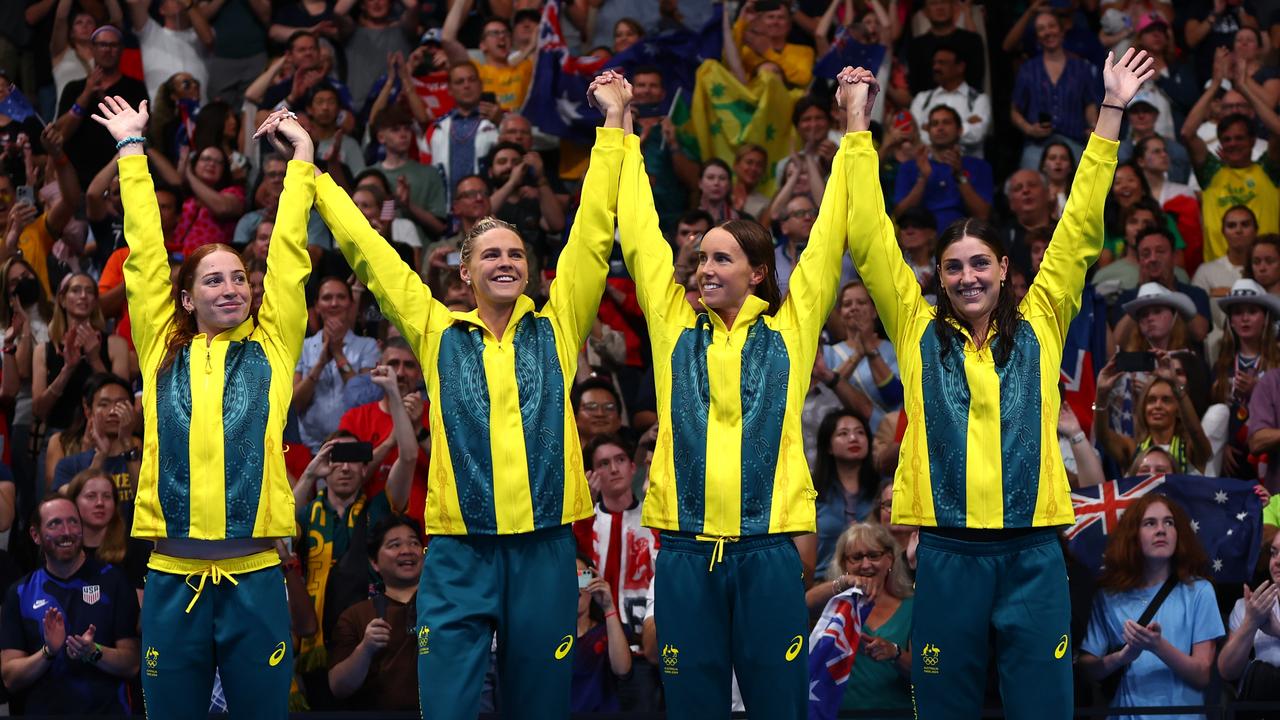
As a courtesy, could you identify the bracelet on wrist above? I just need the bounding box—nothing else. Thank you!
[1100,102,1126,113]
[115,136,147,151]
[40,644,55,661]
[70,103,85,117]
[603,610,618,620]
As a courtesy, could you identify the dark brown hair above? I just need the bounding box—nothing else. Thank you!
[1097,493,1209,592]
[718,219,782,315]
[932,218,1022,366]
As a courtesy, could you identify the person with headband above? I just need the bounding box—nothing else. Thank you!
[615,67,862,719]
[843,49,1156,719]
[311,74,630,720]
[92,97,316,718]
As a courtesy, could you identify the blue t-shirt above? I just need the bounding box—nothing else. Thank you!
[0,558,140,715]
[893,156,994,232]
[1081,578,1225,719]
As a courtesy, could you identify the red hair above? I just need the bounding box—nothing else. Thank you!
[160,243,246,372]
[1097,493,1210,592]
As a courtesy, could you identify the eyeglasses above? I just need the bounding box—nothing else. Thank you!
[787,208,818,220]
[456,189,487,200]
[93,40,121,49]
[846,549,887,563]
[581,401,618,414]
[483,29,510,38]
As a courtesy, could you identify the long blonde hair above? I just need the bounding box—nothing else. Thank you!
[48,273,105,347]
[1211,303,1280,404]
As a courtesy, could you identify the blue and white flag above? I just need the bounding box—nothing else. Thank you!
[807,588,872,720]
[1067,474,1263,584]
[521,0,608,143]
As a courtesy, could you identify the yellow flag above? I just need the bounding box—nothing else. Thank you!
[684,59,800,196]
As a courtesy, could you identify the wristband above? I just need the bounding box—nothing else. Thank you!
[891,642,902,661]
[85,642,103,664]
[1069,431,1087,445]
[41,644,55,661]
[70,103,85,117]
[115,136,146,151]
[604,610,618,620]
[1101,103,1126,113]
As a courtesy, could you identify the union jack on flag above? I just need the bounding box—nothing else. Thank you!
[1065,473,1167,541]
[522,0,608,143]
[807,588,871,720]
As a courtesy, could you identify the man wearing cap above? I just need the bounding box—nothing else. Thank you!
[1183,64,1279,264]
[1194,205,1257,326]
[1118,98,1192,184]
[53,25,148,187]
[1112,227,1213,342]
[908,43,990,158]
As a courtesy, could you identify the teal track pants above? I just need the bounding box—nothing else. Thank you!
[911,528,1073,720]
[140,566,292,719]
[654,533,808,720]
[416,526,577,720]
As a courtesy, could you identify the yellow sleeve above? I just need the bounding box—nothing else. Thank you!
[256,159,316,367]
[544,126,624,350]
[776,133,852,345]
[845,131,926,347]
[1026,134,1117,338]
[618,134,695,335]
[313,173,446,352]
[119,154,177,374]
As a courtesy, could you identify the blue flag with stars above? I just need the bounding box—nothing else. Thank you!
[603,5,724,117]
[522,0,607,143]
[813,25,888,81]
[1066,475,1263,584]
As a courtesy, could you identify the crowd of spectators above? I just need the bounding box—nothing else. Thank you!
[0,0,1278,715]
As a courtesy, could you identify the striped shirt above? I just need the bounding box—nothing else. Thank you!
[1012,54,1101,143]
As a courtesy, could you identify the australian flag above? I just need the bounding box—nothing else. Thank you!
[1060,288,1109,435]
[0,85,36,124]
[603,5,723,117]
[522,0,607,143]
[814,25,888,80]
[1067,474,1263,584]
[807,588,872,720]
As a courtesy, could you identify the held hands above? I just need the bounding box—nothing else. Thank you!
[588,70,632,124]
[1101,48,1156,107]
[836,66,877,133]
[253,109,315,164]
[90,96,150,154]
[861,636,900,662]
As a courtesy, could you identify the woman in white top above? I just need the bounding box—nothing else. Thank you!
[1217,531,1280,686]
[50,0,108,106]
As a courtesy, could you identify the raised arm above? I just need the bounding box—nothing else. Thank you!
[776,73,855,341]
[618,116,694,331]
[842,68,924,346]
[545,72,628,350]
[252,111,316,365]
[95,97,174,369]
[314,175,443,353]
[368,365,417,513]
[1030,49,1148,337]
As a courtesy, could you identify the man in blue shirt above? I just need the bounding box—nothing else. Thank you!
[0,495,140,714]
[892,104,993,230]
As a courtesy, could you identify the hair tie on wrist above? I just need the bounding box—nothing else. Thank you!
[115,136,146,151]
[1101,103,1126,112]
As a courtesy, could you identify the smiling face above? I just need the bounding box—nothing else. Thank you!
[194,146,226,186]
[1138,500,1177,562]
[842,535,892,584]
[839,283,875,335]
[315,277,352,323]
[796,105,830,144]
[613,19,641,53]
[373,523,423,587]
[1143,381,1178,432]
[1033,12,1063,50]
[32,498,82,565]
[734,149,766,189]
[460,227,528,307]
[938,235,1008,329]
[75,476,116,532]
[480,20,512,58]
[1218,119,1255,168]
[1111,165,1143,207]
[183,250,250,336]
[696,228,764,312]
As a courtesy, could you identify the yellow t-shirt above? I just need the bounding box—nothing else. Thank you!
[1198,157,1280,262]
[477,57,533,111]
